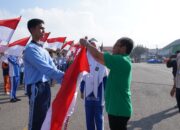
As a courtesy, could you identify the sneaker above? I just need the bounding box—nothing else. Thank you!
[6,92,10,95]
[10,98,17,103]
[174,105,178,108]
[15,98,21,101]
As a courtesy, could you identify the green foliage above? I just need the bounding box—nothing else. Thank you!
[131,45,148,58]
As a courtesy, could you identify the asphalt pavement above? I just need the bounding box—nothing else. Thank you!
[0,63,180,130]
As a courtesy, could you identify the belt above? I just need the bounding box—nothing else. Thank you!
[27,80,50,87]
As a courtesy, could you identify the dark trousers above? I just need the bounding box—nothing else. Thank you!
[85,105,104,130]
[27,81,51,130]
[176,88,180,112]
[108,114,130,130]
[20,72,24,85]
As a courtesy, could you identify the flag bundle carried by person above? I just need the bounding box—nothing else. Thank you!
[5,36,30,56]
[0,16,21,44]
[41,46,90,130]
[45,37,66,51]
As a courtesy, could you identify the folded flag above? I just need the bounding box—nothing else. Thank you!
[41,46,90,130]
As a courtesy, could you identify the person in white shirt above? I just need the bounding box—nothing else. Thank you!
[80,39,107,130]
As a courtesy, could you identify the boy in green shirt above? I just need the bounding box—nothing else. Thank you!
[80,37,134,130]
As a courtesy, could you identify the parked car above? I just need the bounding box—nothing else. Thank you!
[147,59,162,63]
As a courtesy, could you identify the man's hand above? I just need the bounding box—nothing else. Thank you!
[80,37,105,65]
[79,38,88,47]
[170,85,176,97]
[80,92,84,99]
[51,79,56,87]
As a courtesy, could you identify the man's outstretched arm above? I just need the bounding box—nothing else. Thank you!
[79,38,104,65]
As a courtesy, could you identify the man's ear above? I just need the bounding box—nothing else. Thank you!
[29,28,35,34]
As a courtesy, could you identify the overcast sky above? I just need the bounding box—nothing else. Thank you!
[1,0,180,49]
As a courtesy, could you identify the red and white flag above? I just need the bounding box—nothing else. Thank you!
[5,36,30,56]
[41,46,90,130]
[40,32,50,43]
[72,44,81,58]
[0,16,21,44]
[66,44,81,58]
[45,37,66,51]
[61,40,74,51]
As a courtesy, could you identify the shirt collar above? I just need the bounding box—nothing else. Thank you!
[31,40,43,47]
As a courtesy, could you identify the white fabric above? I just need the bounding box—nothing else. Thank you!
[0,55,8,68]
[0,55,8,64]
[84,51,107,98]
[0,45,8,53]
[62,45,71,51]
[0,26,14,43]
[41,107,52,130]
[65,71,88,119]
[44,42,63,51]
[5,45,24,57]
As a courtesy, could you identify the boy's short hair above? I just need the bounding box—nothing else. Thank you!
[117,37,134,55]
[27,18,44,33]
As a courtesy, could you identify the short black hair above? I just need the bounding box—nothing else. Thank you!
[117,37,134,54]
[27,18,44,33]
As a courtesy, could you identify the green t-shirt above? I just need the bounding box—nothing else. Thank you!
[104,52,132,117]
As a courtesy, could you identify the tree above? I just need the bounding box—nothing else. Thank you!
[131,45,148,62]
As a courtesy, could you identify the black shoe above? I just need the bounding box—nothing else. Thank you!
[15,98,21,101]
[10,98,17,103]
[174,105,178,108]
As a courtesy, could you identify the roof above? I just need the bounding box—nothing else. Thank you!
[163,39,180,49]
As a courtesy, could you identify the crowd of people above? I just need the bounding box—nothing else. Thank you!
[4,17,180,130]
[0,54,23,102]
[0,18,135,130]
[0,47,71,100]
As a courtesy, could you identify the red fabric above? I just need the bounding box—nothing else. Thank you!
[50,47,89,130]
[73,44,81,57]
[2,62,8,69]
[0,16,21,29]
[4,75,11,93]
[61,40,74,50]
[47,37,66,44]
[8,37,30,47]
[40,32,50,42]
